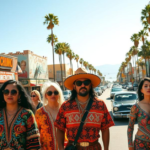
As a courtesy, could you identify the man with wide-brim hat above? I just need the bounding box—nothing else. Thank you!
[55,68,114,150]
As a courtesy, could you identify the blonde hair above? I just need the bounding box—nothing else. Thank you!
[42,80,64,106]
[31,90,42,101]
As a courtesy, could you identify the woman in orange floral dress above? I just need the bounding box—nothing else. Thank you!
[35,81,65,150]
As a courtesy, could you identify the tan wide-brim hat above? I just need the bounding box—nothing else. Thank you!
[64,68,101,90]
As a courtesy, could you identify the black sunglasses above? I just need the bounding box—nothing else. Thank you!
[31,95,36,97]
[3,89,18,96]
[75,80,91,86]
[46,91,59,96]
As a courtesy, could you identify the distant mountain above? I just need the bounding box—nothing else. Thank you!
[95,64,120,81]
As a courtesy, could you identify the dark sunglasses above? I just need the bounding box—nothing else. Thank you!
[31,95,36,97]
[46,91,59,96]
[3,89,18,96]
[75,80,91,86]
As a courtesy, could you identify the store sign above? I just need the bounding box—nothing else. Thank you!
[0,56,13,68]
[0,71,15,82]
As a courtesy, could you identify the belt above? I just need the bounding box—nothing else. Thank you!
[68,140,98,147]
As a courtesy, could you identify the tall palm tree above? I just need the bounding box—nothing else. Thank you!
[79,58,84,67]
[88,64,93,73]
[138,30,148,45]
[54,43,64,90]
[43,13,59,81]
[47,34,58,44]
[138,58,146,78]
[139,41,150,76]
[66,50,75,75]
[83,61,88,70]
[130,33,140,47]
[130,46,139,81]
[75,54,79,68]
[62,42,70,78]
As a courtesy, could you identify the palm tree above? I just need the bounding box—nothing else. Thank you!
[88,64,93,73]
[62,42,70,78]
[138,41,150,76]
[47,34,58,45]
[138,58,146,78]
[142,21,149,32]
[130,46,139,81]
[141,7,149,23]
[55,43,64,90]
[138,30,148,45]
[75,54,79,68]
[83,61,88,70]
[79,58,84,67]
[130,33,140,47]
[44,13,59,81]
[66,50,75,75]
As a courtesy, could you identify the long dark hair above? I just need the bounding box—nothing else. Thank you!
[70,85,97,101]
[0,80,35,112]
[138,77,150,101]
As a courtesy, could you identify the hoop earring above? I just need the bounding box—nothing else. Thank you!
[18,98,21,104]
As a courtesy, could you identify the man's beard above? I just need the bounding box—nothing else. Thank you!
[78,87,89,97]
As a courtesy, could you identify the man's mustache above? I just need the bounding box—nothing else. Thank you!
[79,87,87,91]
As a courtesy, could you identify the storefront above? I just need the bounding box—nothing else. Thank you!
[7,50,49,94]
[0,54,18,88]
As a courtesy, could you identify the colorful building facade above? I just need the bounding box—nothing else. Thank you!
[7,50,48,94]
[0,54,18,88]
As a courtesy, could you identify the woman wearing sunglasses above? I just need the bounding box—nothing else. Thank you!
[127,77,150,150]
[35,81,64,150]
[0,80,40,149]
[31,90,43,110]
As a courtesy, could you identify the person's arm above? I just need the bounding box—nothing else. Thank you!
[127,105,138,150]
[101,128,109,150]
[26,110,41,150]
[100,101,115,150]
[56,128,65,150]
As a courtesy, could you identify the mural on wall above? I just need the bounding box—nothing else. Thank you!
[16,55,28,78]
[29,54,48,79]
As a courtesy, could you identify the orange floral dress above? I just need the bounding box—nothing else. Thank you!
[35,107,58,150]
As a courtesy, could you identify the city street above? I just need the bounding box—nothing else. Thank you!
[98,88,138,150]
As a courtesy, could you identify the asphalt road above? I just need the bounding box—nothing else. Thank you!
[98,88,138,150]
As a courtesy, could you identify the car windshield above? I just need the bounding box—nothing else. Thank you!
[111,88,122,92]
[63,91,69,95]
[115,94,137,101]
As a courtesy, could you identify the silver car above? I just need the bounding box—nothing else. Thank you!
[111,92,138,120]
[110,88,122,99]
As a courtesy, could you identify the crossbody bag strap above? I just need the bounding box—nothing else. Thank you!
[73,98,93,146]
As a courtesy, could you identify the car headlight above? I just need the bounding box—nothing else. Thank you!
[114,107,118,111]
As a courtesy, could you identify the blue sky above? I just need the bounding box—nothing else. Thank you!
[0,0,149,81]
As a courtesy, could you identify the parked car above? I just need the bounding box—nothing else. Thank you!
[63,90,71,100]
[94,87,102,96]
[100,86,105,92]
[126,84,132,90]
[122,84,127,89]
[133,83,138,91]
[111,92,138,120]
[110,88,122,99]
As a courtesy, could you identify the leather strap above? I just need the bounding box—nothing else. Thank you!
[72,98,93,146]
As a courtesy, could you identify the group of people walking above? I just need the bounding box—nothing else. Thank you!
[0,67,149,150]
